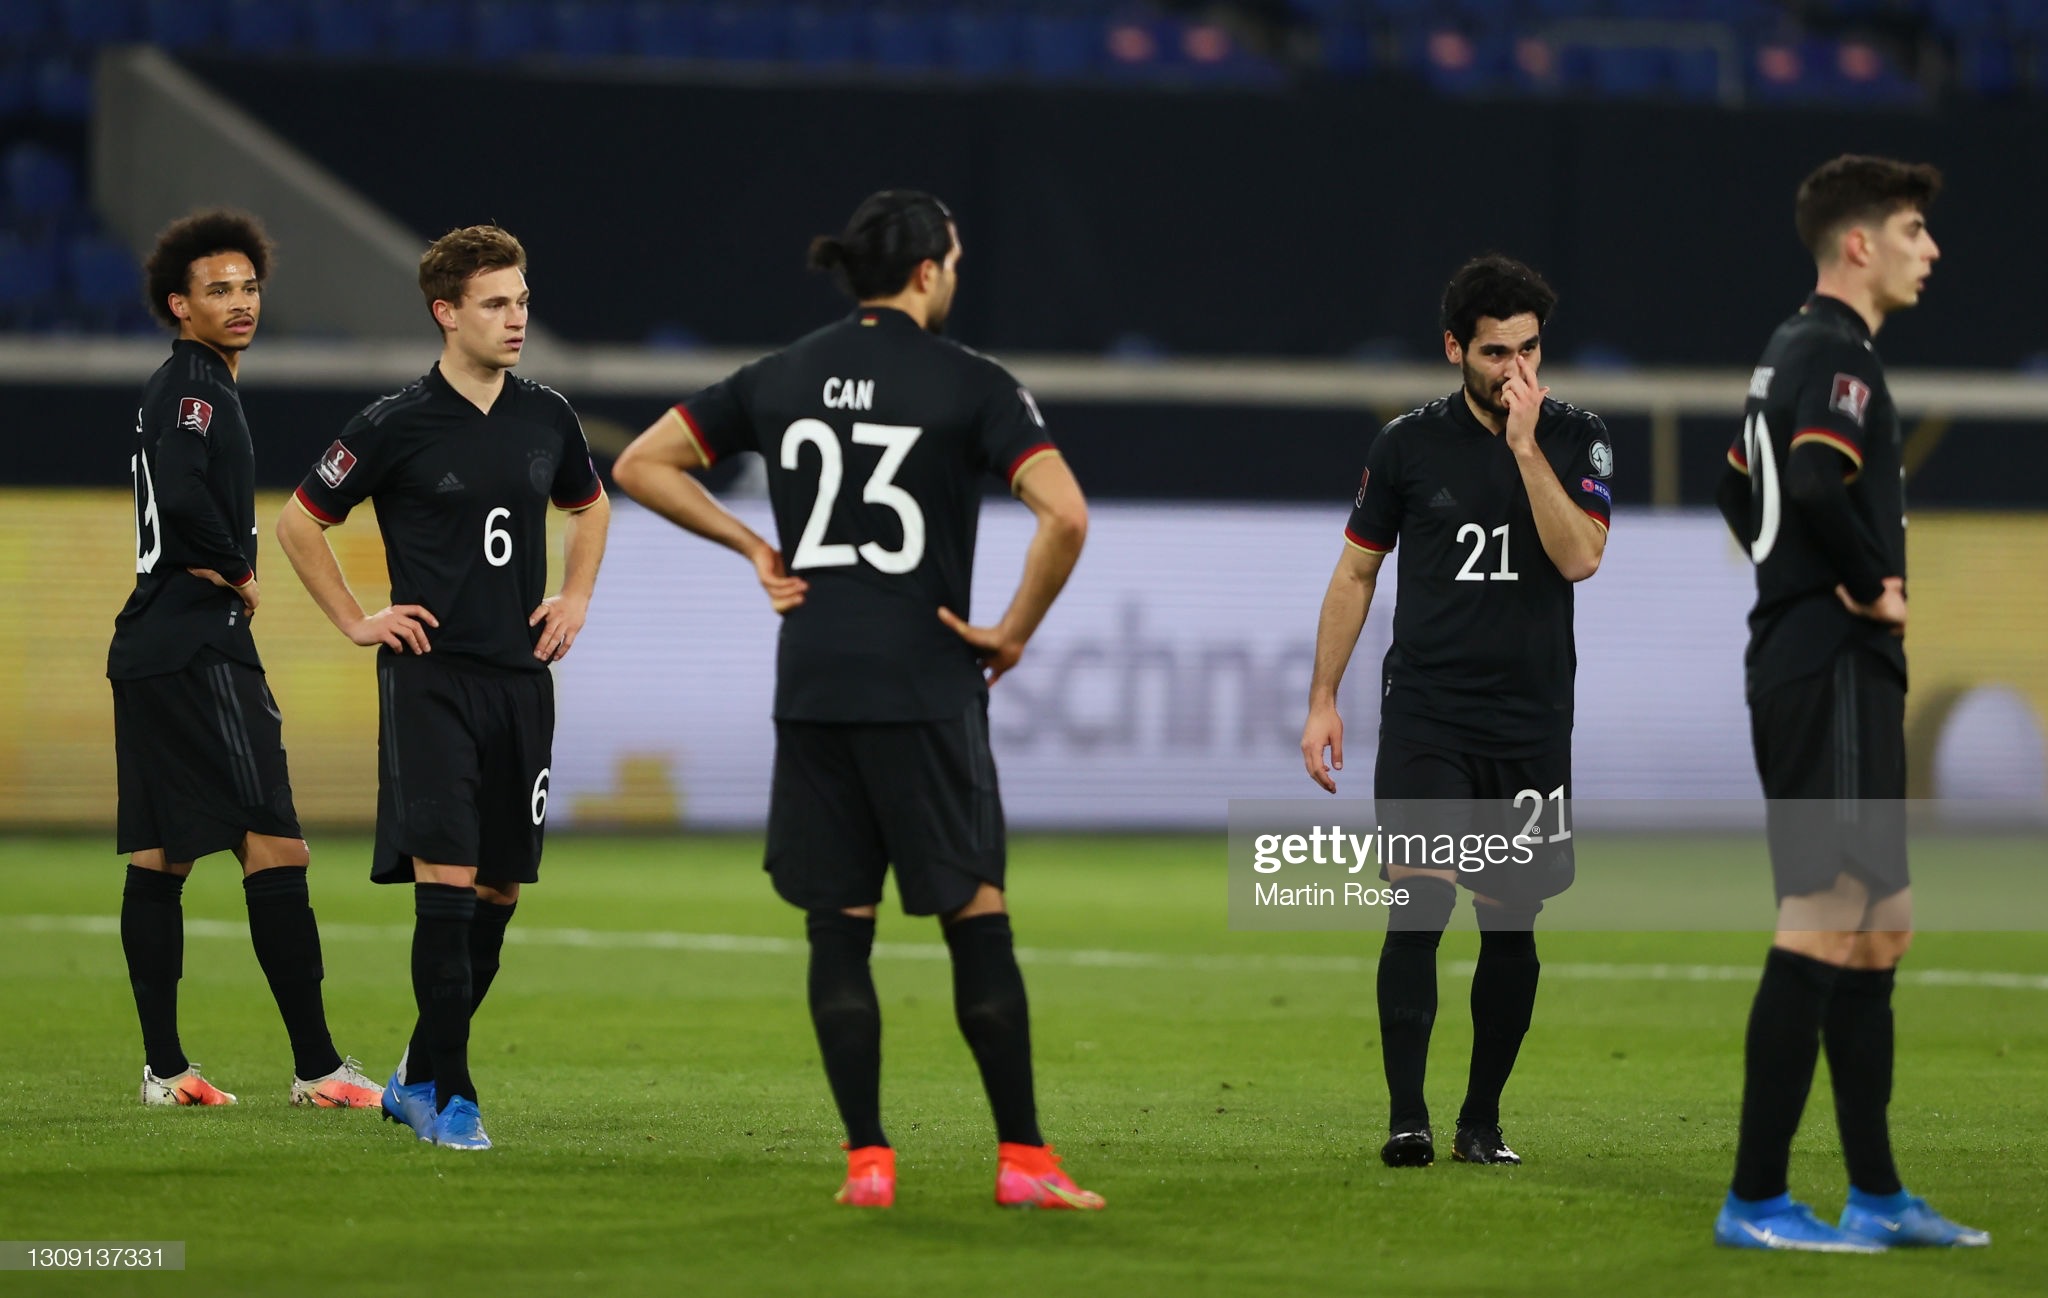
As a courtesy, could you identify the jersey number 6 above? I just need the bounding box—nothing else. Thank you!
[780,419,926,574]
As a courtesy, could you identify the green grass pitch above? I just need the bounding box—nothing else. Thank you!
[2,833,2043,1296]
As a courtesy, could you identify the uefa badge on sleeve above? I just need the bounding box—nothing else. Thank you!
[1588,439,1613,479]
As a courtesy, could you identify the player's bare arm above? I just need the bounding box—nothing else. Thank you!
[1301,542,1385,794]
[274,504,438,653]
[1501,355,1605,582]
[614,411,809,614]
[529,490,610,662]
[937,451,1086,686]
[187,565,260,612]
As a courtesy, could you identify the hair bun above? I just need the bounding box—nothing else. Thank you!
[807,236,846,271]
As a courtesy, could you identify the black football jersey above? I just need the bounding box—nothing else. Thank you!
[1726,294,1906,696]
[108,340,263,681]
[1345,391,1613,757]
[293,365,604,673]
[673,306,1056,722]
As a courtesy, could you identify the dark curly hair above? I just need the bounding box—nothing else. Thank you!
[143,208,274,328]
[1440,254,1557,348]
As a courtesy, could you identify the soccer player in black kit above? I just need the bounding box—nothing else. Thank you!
[1711,157,1987,1252]
[108,209,382,1110]
[613,190,1102,1210]
[1300,256,1612,1169]
[277,226,610,1151]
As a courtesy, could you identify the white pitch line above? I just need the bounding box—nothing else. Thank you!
[6,914,2048,991]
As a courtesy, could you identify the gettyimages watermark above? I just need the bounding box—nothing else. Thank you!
[1227,798,2048,931]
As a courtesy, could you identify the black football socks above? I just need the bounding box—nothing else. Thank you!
[1824,966,1904,1197]
[1378,876,1457,1132]
[806,911,887,1149]
[242,866,342,1081]
[945,913,1044,1147]
[411,883,477,1110]
[122,864,188,1078]
[402,897,517,1089]
[1731,946,1840,1201]
[1459,903,1542,1131]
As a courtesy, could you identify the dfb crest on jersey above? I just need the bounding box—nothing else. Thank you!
[316,439,357,487]
[1355,468,1370,508]
[1830,373,1872,426]
[528,450,557,494]
[178,398,213,437]
[1588,438,1614,479]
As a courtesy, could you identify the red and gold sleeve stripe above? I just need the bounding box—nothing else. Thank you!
[553,482,607,513]
[1726,444,1749,475]
[1006,442,1060,493]
[1789,428,1863,469]
[1581,507,1610,532]
[293,486,343,525]
[1344,526,1392,554]
[667,404,717,467]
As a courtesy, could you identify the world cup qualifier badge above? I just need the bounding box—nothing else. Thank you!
[1355,468,1369,508]
[316,439,357,487]
[1830,373,1872,426]
[177,398,213,437]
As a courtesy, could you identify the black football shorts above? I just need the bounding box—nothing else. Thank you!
[371,654,555,886]
[1372,726,1575,905]
[113,648,302,862]
[766,701,1005,917]
[1750,651,1909,901]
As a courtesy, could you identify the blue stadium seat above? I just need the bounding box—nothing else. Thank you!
[871,11,940,73]
[0,235,61,330]
[143,0,222,49]
[1670,44,1724,101]
[1320,18,1378,77]
[1955,32,2019,97]
[65,233,138,316]
[308,0,383,55]
[1587,45,1670,97]
[787,5,862,66]
[1451,0,1515,25]
[1524,0,1599,17]
[942,11,1016,76]
[225,0,302,53]
[551,0,626,56]
[388,0,466,59]
[1511,34,1565,94]
[1101,17,1170,80]
[0,0,55,45]
[1925,0,1999,36]
[0,61,31,118]
[1020,14,1098,79]
[2006,0,2048,35]
[4,145,79,223]
[1747,38,1808,101]
[33,54,93,119]
[473,0,545,60]
[1400,24,1508,96]
[57,0,142,46]
[627,0,703,58]
[703,2,784,61]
